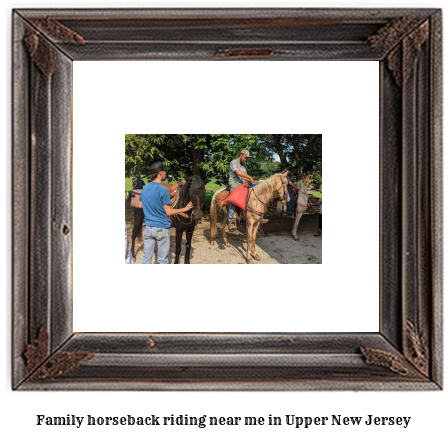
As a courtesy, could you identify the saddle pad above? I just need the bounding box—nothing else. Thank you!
[216,190,230,202]
[130,189,142,208]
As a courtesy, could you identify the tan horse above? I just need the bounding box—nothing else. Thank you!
[209,171,289,258]
[245,171,289,263]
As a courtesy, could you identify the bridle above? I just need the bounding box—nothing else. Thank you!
[246,174,288,217]
[173,177,204,228]
[278,175,288,205]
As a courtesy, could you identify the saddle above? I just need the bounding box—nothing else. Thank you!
[216,189,247,222]
[216,190,230,206]
[130,189,142,208]
[130,183,179,209]
[161,183,179,204]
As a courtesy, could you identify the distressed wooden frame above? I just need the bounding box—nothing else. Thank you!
[12,8,442,390]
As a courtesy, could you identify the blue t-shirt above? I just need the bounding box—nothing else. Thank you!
[140,182,172,229]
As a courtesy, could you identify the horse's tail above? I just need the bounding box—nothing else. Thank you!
[136,220,143,243]
[133,208,145,244]
[210,188,225,243]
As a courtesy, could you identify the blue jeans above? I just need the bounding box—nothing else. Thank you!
[227,181,242,224]
[142,226,170,264]
[286,186,297,216]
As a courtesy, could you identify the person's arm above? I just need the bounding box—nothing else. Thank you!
[234,169,253,184]
[164,202,193,216]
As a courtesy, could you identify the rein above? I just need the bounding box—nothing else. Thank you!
[296,189,308,208]
[246,175,287,217]
[173,177,203,227]
[246,188,266,217]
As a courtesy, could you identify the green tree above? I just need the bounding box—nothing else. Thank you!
[259,134,322,184]
[202,134,271,186]
[125,134,321,187]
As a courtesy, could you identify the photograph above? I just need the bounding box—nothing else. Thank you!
[124,134,323,264]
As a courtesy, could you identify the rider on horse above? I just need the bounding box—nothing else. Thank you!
[227,149,254,231]
[285,168,298,218]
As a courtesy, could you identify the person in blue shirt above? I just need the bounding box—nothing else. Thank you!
[139,162,192,264]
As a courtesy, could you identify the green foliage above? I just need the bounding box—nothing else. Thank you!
[258,134,322,180]
[312,171,322,190]
[125,134,322,187]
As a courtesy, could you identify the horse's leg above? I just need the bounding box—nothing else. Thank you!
[221,206,231,247]
[184,227,194,264]
[131,230,136,258]
[174,227,183,264]
[251,221,262,261]
[292,212,303,240]
[131,209,143,258]
[246,217,254,264]
[210,201,218,245]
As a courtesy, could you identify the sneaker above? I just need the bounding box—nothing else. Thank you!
[228,223,237,232]
[261,218,269,224]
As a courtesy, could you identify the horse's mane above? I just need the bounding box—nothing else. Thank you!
[253,173,283,197]
[177,180,191,207]
[177,175,205,207]
[296,179,307,192]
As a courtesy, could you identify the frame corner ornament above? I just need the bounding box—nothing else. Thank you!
[24,328,94,381]
[23,17,85,77]
[405,320,429,377]
[360,345,425,380]
[368,17,430,86]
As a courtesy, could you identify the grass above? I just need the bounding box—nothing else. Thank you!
[125,177,224,192]
[308,190,322,198]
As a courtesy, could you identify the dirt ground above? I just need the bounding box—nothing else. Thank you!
[126,204,322,264]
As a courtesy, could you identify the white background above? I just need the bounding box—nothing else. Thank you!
[3,1,446,438]
[73,60,379,332]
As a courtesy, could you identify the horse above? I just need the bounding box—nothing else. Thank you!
[291,179,309,240]
[245,170,289,263]
[210,171,289,263]
[170,175,206,264]
[130,207,144,259]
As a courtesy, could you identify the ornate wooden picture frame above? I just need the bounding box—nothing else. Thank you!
[12,8,442,390]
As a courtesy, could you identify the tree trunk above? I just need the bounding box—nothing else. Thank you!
[292,135,303,179]
[274,135,288,170]
[193,148,202,177]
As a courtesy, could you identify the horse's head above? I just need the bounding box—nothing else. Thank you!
[185,175,206,221]
[276,171,289,205]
